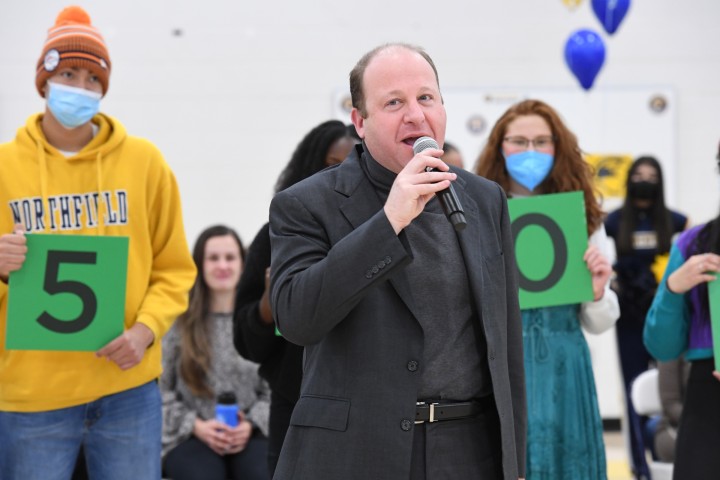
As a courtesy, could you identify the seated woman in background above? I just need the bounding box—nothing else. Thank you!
[161,225,270,480]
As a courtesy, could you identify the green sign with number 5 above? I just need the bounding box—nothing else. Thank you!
[6,234,129,351]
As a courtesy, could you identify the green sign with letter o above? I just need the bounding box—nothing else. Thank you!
[508,191,594,309]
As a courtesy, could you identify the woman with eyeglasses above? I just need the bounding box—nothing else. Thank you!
[604,156,688,479]
[643,141,720,480]
[475,99,619,479]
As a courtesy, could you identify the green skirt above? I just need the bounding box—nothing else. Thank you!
[523,304,607,480]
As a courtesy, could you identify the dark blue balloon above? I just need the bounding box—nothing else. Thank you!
[592,0,630,35]
[564,29,606,90]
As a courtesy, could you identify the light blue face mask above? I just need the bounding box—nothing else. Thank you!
[46,82,101,129]
[504,150,554,192]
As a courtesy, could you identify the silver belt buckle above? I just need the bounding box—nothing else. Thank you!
[429,402,438,422]
[415,401,439,424]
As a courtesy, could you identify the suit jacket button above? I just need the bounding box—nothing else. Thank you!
[407,360,418,372]
[365,270,373,279]
[401,419,412,431]
[378,260,386,268]
[372,265,379,274]
[385,256,391,264]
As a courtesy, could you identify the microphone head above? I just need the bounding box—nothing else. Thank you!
[412,136,439,155]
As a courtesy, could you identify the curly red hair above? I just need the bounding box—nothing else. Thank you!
[474,99,603,235]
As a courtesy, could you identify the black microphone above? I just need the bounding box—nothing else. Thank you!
[413,137,467,231]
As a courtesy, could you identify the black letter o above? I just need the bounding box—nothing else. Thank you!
[511,213,568,292]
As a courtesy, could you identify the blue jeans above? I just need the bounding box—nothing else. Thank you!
[0,380,161,480]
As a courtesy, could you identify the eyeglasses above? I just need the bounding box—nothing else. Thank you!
[503,135,555,151]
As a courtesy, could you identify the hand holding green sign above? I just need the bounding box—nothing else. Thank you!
[508,191,594,309]
[6,234,128,351]
[707,279,720,371]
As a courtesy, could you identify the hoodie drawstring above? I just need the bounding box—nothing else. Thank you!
[96,151,104,236]
[37,140,49,233]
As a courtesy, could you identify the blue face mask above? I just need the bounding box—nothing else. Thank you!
[504,150,554,192]
[46,82,102,129]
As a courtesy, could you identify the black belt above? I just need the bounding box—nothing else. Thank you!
[415,396,494,424]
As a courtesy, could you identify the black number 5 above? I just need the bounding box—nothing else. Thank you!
[37,250,98,334]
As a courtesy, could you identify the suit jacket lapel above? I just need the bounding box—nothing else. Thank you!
[335,150,421,320]
[452,177,485,310]
[335,149,383,229]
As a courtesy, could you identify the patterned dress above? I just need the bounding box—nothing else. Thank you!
[523,304,606,479]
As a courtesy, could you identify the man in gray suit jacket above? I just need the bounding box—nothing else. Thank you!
[269,43,526,479]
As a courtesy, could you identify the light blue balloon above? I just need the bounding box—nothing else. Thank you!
[564,29,606,90]
[592,0,631,35]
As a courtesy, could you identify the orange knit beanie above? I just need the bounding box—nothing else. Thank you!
[35,6,111,97]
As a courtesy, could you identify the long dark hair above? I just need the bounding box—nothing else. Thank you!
[274,120,352,193]
[616,156,674,255]
[177,225,245,398]
[474,99,603,236]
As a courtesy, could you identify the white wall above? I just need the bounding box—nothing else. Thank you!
[2,0,719,418]
[3,0,719,243]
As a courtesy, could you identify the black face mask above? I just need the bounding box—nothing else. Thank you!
[627,180,659,200]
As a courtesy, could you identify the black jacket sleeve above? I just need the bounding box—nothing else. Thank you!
[234,223,278,363]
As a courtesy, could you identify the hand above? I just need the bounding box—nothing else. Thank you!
[714,371,720,383]
[193,418,235,455]
[0,224,27,283]
[384,149,456,234]
[259,267,273,325]
[223,417,253,454]
[96,322,155,370]
[667,253,720,294]
[194,414,252,456]
[584,245,611,301]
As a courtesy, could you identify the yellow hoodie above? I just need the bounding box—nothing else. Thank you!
[0,113,196,411]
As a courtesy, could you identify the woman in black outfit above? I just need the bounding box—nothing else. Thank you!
[604,156,688,479]
[233,120,355,476]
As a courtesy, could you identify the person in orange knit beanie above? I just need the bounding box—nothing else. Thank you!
[0,6,196,479]
[35,5,112,98]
